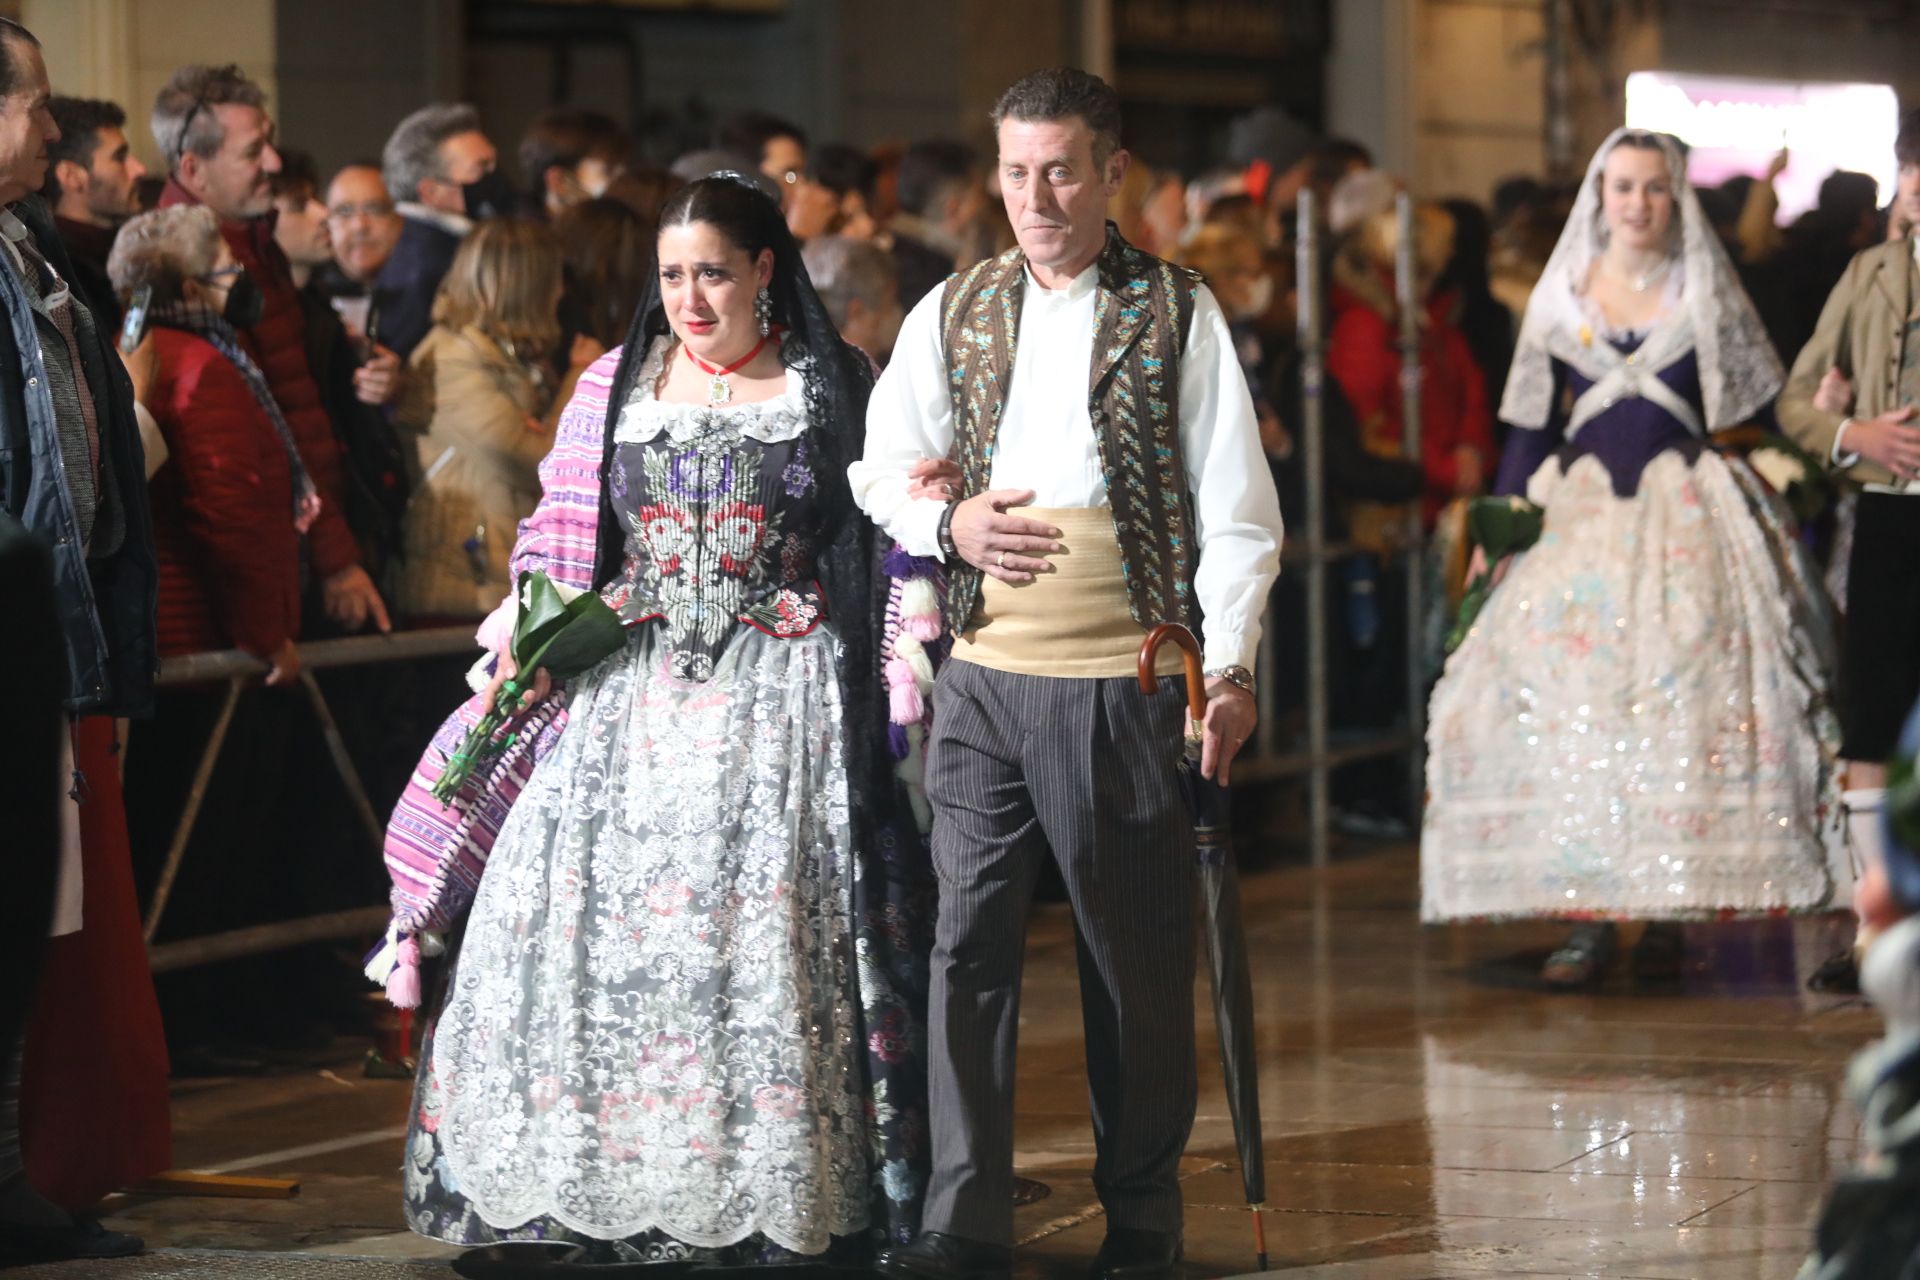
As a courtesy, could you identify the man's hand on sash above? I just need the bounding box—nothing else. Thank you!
[1201,677,1257,786]
[950,489,1063,583]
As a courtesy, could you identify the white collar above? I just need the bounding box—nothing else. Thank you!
[1023,259,1099,306]
[0,207,27,243]
[397,201,474,238]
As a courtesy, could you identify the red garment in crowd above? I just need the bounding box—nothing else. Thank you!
[157,180,360,579]
[1326,276,1495,525]
[21,717,172,1210]
[146,328,302,658]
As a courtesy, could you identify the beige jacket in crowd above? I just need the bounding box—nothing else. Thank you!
[395,324,553,621]
[1779,239,1915,487]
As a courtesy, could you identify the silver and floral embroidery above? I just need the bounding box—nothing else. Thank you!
[607,338,824,681]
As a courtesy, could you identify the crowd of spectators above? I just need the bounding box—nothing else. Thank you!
[21,32,1910,1089]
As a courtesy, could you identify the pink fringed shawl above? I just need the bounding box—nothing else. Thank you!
[367,351,619,999]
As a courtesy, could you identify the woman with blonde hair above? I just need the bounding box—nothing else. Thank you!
[396,217,592,624]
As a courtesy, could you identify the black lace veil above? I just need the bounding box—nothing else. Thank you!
[589,171,926,1245]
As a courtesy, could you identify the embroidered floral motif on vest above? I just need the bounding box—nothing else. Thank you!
[938,226,1200,635]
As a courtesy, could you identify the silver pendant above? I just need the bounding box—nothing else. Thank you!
[707,375,732,406]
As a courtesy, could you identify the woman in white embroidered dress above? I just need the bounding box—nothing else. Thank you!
[401,174,929,1270]
[1422,129,1847,987]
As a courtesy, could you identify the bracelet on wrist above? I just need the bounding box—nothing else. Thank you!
[936,503,959,559]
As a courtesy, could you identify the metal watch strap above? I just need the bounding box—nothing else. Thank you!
[1206,664,1256,696]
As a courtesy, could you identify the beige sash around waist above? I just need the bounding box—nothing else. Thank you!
[952,507,1183,679]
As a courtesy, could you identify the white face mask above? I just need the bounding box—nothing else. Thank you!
[1233,274,1274,322]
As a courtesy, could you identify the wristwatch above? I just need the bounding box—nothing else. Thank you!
[936,503,959,560]
[1205,665,1256,697]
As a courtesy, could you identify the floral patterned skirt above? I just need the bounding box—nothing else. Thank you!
[1423,447,1847,922]
[404,623,871,1260]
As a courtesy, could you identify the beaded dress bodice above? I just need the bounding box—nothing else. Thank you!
[603,338,827,681]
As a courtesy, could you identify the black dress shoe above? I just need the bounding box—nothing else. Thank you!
[0,1217,143,1266]
[875,1231,1012,1280]
[1091,1228,1181,1280]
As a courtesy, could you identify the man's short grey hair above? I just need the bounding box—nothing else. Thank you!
[152,64,268,167]
[801,235,897,329]
[107,205,221,303]
[989,67,1123,166]
[383,103,482,205]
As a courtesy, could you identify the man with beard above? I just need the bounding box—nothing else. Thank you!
[41,96,146,329]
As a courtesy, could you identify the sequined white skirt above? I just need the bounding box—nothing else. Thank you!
[1422,449,1847,922]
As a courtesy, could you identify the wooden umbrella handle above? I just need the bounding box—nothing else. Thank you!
[1138,623,1207,724]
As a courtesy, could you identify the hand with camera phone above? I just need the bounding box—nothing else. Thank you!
[351,296,401,406]
[117,285,157,407]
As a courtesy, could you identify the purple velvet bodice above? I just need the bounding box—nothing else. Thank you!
[1495,335,1705,499]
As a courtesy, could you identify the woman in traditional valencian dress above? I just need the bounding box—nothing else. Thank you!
[395,173,934,1269]
[1423,129,1846,987]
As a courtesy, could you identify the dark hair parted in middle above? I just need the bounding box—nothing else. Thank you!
[989,67,1123,164]
[657,171,800,324]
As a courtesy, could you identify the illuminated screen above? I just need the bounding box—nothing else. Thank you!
[1624,71,1899,223]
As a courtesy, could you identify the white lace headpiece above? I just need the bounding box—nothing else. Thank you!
[1499,127,1782,432]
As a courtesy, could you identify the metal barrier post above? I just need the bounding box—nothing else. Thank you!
[1297,191,1331,869]
[142,676,244,944]
[141,626,478,961]
[1394,192,1428,822]
[298,669,386,850]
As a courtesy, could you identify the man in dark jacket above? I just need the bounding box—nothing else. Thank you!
[150,62,389,633]
[271,150,408,589]
[0,16,153,1264]
[375,102,506,359]
[41,96,145,333]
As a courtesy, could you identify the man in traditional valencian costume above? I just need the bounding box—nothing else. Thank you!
[851,68,1283,1280]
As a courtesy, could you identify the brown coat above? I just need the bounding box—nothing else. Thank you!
[1779,239,1915,486]
[395,324,552,620]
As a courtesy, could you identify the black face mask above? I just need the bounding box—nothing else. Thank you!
[221,272,265,329]
[462,169,518,221]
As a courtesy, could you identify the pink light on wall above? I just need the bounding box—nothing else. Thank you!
[1625,71,1898,223]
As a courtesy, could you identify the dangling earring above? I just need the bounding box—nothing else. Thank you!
[755,286,772,338]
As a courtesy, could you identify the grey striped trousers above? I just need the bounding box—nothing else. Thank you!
[921,658,1198,1245]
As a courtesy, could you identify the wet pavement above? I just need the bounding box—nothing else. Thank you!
[41,841,1876,1277]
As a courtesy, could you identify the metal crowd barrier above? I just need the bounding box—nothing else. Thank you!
[1235,192,1427,868]
[142,626,476,974]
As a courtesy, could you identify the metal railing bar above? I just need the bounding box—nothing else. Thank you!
[146,905,393,974]
[156,627,478,688]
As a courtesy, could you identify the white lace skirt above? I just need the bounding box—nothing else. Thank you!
[412,624,870,1253]
[1422,448,1847,923]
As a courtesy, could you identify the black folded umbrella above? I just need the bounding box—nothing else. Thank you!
[1138,624,1268,1271]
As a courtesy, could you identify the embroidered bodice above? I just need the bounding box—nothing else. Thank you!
[604,338,826,680]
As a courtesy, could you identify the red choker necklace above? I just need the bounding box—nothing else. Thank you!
[685,332,775,405]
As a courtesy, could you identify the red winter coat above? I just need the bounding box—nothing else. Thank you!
[158,180,360,578]
[1327,273,1495,526]
[147,327,301,658]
